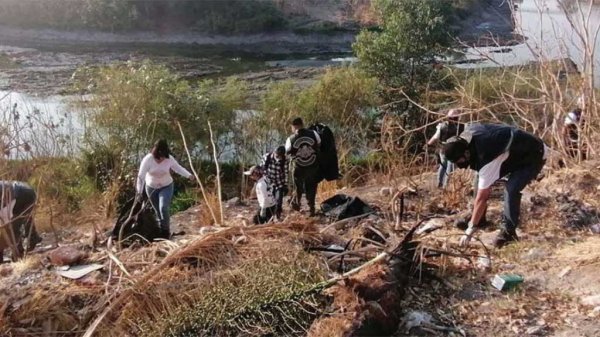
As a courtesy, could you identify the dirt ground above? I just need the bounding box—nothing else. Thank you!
[163,164,600,337]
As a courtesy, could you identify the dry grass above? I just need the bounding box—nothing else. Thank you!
[317,180,340,202]
[0,221,326,337]
[197,191,223,227]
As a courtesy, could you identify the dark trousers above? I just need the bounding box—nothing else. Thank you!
[292,166,319,213]
[274,187,287,219]
[12,183,41,246]
[502,161,544,232]
[253,206,276,225]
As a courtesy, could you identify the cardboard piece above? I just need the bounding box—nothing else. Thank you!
[57,264,103,279]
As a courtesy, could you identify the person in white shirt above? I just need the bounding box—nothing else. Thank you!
[425,109,464,188]
[0,181,42,261]
[562,106,584,159]
[244,166,276,225]
[136,139,194,238]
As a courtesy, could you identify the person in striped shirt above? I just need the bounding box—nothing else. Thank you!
[261,146,289,220]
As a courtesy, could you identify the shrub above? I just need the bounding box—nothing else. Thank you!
[28,158,97,212]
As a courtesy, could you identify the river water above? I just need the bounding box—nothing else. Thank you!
[0,90,84,157]
[2,0,600,157]
[460,0,600,86]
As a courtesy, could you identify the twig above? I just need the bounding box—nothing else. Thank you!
[106,249,132,278]
[207,120,224,225]
[176,121,218,225]
[319,212,374,233]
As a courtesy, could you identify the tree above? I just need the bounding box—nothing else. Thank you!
[353,0,453,94]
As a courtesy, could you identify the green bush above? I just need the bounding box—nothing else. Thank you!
[171,188,197,214]
[83,61,247,166]
[28,159,97,212]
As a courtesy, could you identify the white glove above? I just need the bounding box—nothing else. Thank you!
[459,222,478,247]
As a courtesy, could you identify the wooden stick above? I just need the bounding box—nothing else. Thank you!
[176,121,218,225]
[207,120,224,225]
[106,249,132,278]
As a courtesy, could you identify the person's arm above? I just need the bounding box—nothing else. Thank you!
[470,188,491,226]
[261,153,269,170]
[427,124,442,146]
[136,155,152,194]
[283,157,289,186]
[460,152,508,245]
[169,156,193,179]
[285,137,292,153]
[313,130,321,146]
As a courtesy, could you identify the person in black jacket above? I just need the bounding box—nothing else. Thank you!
[285,117,321,217]
[0,181,42,261]
[443,124,547,248]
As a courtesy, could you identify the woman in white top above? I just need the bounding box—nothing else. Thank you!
[136,139,193,238]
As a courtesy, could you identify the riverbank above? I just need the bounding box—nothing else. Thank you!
[0,0,520,96]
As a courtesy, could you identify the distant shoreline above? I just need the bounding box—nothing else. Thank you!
[0,26,356,55]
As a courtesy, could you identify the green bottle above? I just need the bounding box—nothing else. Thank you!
[492,274,524,291]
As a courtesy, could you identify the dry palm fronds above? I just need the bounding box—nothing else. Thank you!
[82,221,324,337]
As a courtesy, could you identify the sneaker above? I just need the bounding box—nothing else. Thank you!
[493,230,519,248]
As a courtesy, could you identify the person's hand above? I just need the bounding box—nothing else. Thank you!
[260,208,267,218]
[459,222,477,247]
[188,175,195,182]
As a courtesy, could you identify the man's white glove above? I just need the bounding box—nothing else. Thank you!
[459,222,478,247]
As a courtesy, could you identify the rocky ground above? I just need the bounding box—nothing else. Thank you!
[1,161,599,336]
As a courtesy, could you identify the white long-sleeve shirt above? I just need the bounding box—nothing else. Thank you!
[256,176,276,210]
[136,154,192,193]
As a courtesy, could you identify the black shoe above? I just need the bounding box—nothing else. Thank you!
[159,229,171,240]
[291,202,300,212]
[493,230,519,248]
[309,208,317,217]
[26,235,42,252]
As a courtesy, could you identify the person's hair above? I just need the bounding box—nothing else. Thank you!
[151,139,170,159]
[275,146,286,156]
[442,137,468,162]
[291,117,304,127]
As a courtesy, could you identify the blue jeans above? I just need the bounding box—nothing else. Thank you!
[502,161,544,232]
[437,154,454,188]
[145,183,174,233]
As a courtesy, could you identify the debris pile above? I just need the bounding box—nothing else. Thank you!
[555,193,600,230]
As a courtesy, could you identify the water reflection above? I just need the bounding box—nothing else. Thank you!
[0,91,82,158]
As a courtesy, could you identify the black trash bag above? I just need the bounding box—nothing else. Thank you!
[309,123,341,182]
[111,197,162,244]
[320,194,373,221]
